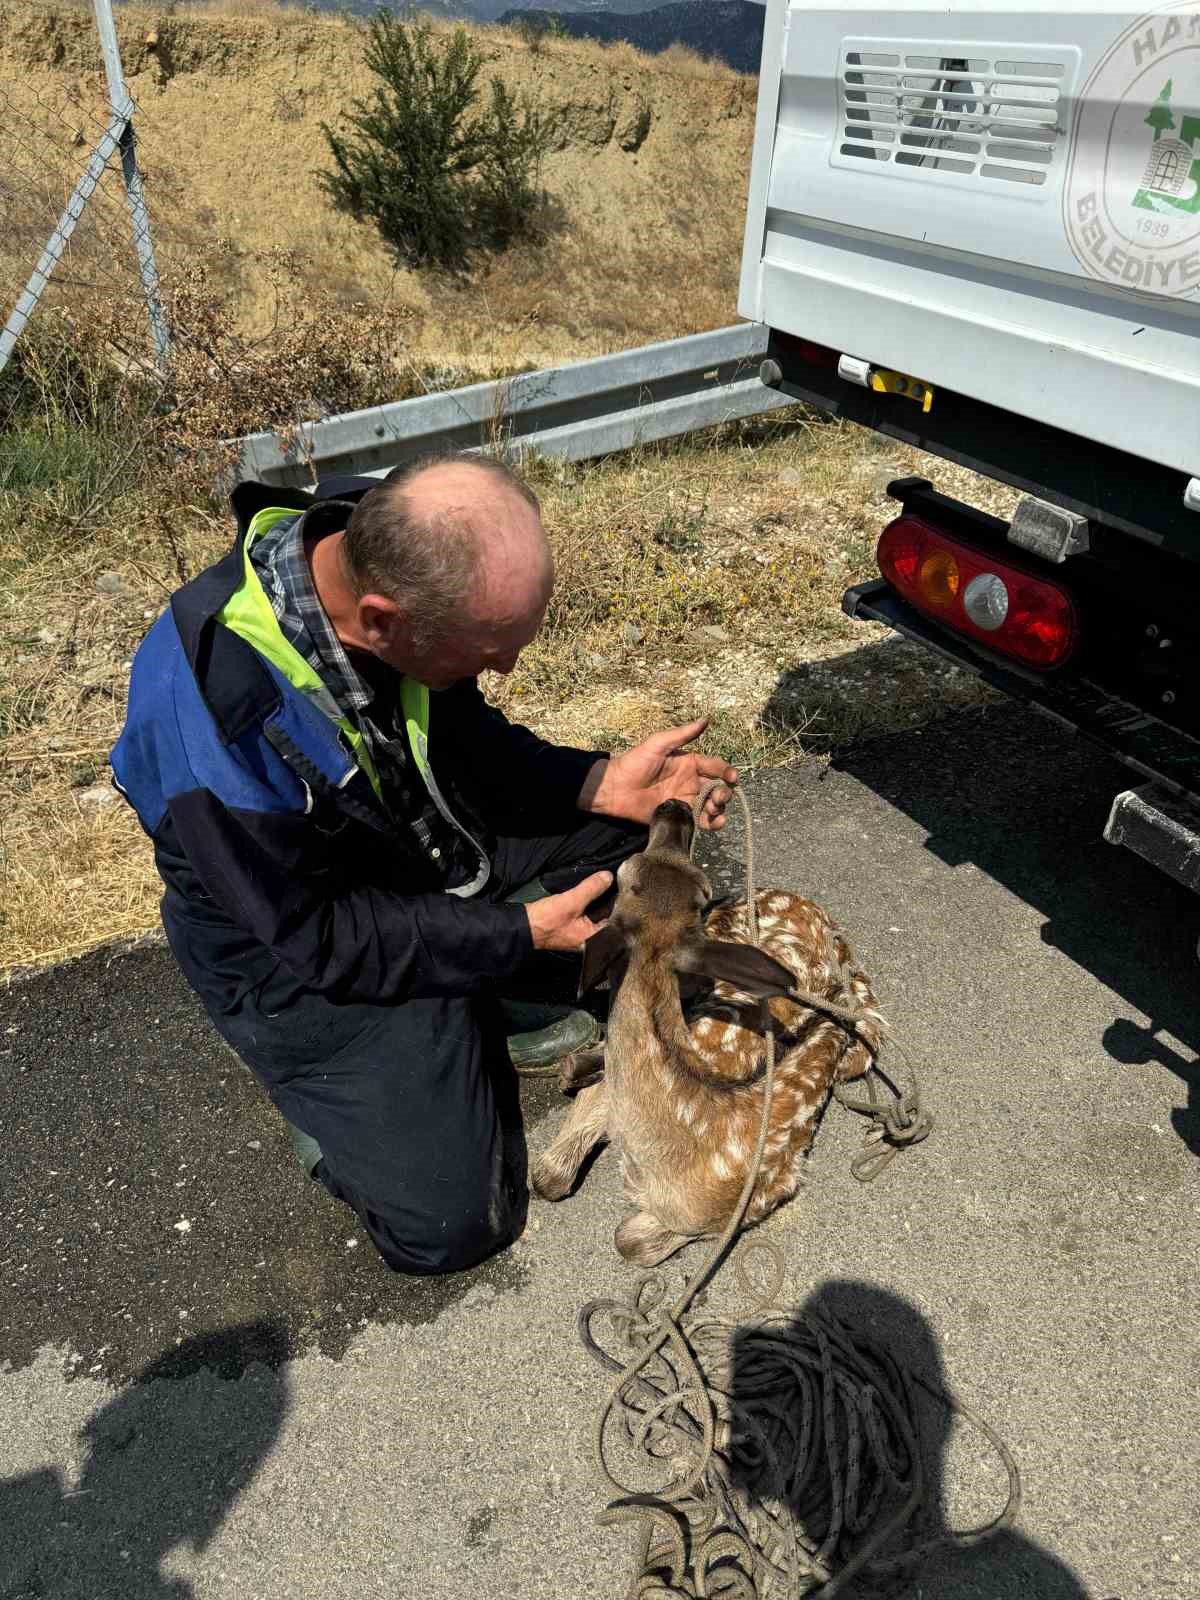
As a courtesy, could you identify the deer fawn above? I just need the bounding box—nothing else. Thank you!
[530,800,886,1266]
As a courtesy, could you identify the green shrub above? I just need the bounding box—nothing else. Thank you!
[509,13,563,51]
[472,79,561,250]
[0,424,118,500]
[319,10,560,271]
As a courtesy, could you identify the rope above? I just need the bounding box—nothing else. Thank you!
[699,783,934,1183]
[579,785,1019,1598]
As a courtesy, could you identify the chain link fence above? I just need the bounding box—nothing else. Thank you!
[0,0,175,521]
[0,0,549,969]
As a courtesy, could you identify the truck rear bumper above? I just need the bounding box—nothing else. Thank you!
[1105,786,1200,896]
[843,579,1200,807]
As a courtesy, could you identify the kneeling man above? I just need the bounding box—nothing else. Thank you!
[112,455,735,1273]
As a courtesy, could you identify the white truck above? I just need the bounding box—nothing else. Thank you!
[739,0,1200,896]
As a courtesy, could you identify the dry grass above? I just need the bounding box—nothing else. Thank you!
[0,396,1007,977]
[488,415,1008,761]
[0,466,228,974]
[0,1,1009,977]
[0,0,755,369]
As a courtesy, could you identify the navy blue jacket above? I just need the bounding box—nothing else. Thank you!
[111,479,601,1022]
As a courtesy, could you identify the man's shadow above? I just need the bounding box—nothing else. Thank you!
[727,1281,1092,1598]
[1104,1016,1199,1156]
[0,1321,290,1600]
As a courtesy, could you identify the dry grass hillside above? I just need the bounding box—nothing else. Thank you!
[0,2,997,976]
[1,0,755,370]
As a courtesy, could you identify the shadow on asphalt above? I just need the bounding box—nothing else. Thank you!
[0,945,538,1385]
[0,1321,290,1599]
[811,680,1199,1158]
[3,670,1195,1398]
[727,1280,1091,1598]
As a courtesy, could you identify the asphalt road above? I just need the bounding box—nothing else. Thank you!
[1,698,1197,1599]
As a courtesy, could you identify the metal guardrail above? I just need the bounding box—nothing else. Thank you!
[234,323,791,488]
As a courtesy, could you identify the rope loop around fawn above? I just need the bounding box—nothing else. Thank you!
[694,780,934,1183]
[580,783,1019,1598]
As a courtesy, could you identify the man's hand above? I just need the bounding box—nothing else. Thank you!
[526,870,613,953]
[578,718,738,831]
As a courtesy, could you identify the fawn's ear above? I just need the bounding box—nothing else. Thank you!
[678,939,795,999]
[578,923,628,998]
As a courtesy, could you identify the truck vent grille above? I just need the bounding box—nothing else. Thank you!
[839,50,1063,186]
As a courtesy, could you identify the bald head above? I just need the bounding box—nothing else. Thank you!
[339,454,554,689]
[400,459,552,624]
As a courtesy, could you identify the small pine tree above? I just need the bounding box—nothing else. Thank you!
[473,80,558,249]
[320,10,560,271]
[510,13,549,52]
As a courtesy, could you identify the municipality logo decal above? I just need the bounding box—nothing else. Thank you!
[1064,4,1200,298]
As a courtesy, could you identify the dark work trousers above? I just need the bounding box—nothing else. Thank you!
[216,813,646,1276]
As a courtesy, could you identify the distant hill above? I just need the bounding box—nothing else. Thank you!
[476,0,679,16]
[331,0,479,17]
[300,0,763,59]
[496,1,765,74]
[497,0,674,12]
[309,0,753,22]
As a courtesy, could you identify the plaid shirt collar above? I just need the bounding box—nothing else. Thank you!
[249,506,375,717]
[246,504,488,892]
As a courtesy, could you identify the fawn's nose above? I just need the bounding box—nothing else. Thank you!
[649,799,695,854]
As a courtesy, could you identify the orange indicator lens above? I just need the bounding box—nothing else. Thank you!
[918,550,960,608]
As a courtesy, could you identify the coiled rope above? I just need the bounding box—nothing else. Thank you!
[578,785,1019,1598]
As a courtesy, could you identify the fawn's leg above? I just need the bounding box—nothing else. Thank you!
[614,1208,696,1267]
[531,1082,609,1201]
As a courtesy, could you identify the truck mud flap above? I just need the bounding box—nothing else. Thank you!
[844,579,1200,806]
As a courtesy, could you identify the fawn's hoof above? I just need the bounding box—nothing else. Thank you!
[530,1158,574,1202]
[558,1047,606,1094]
[614,1210,694,1267]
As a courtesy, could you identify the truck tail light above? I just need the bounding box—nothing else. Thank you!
[877,515,1078,669]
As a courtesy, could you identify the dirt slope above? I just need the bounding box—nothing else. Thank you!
[1,0,755,368]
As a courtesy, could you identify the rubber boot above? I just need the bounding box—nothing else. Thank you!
[288,1121,324,1179]
[500,998,603,1073]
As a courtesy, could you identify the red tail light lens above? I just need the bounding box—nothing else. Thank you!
[878,515,1078,669]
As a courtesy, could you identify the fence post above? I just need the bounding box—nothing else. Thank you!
[91,0,171,368]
